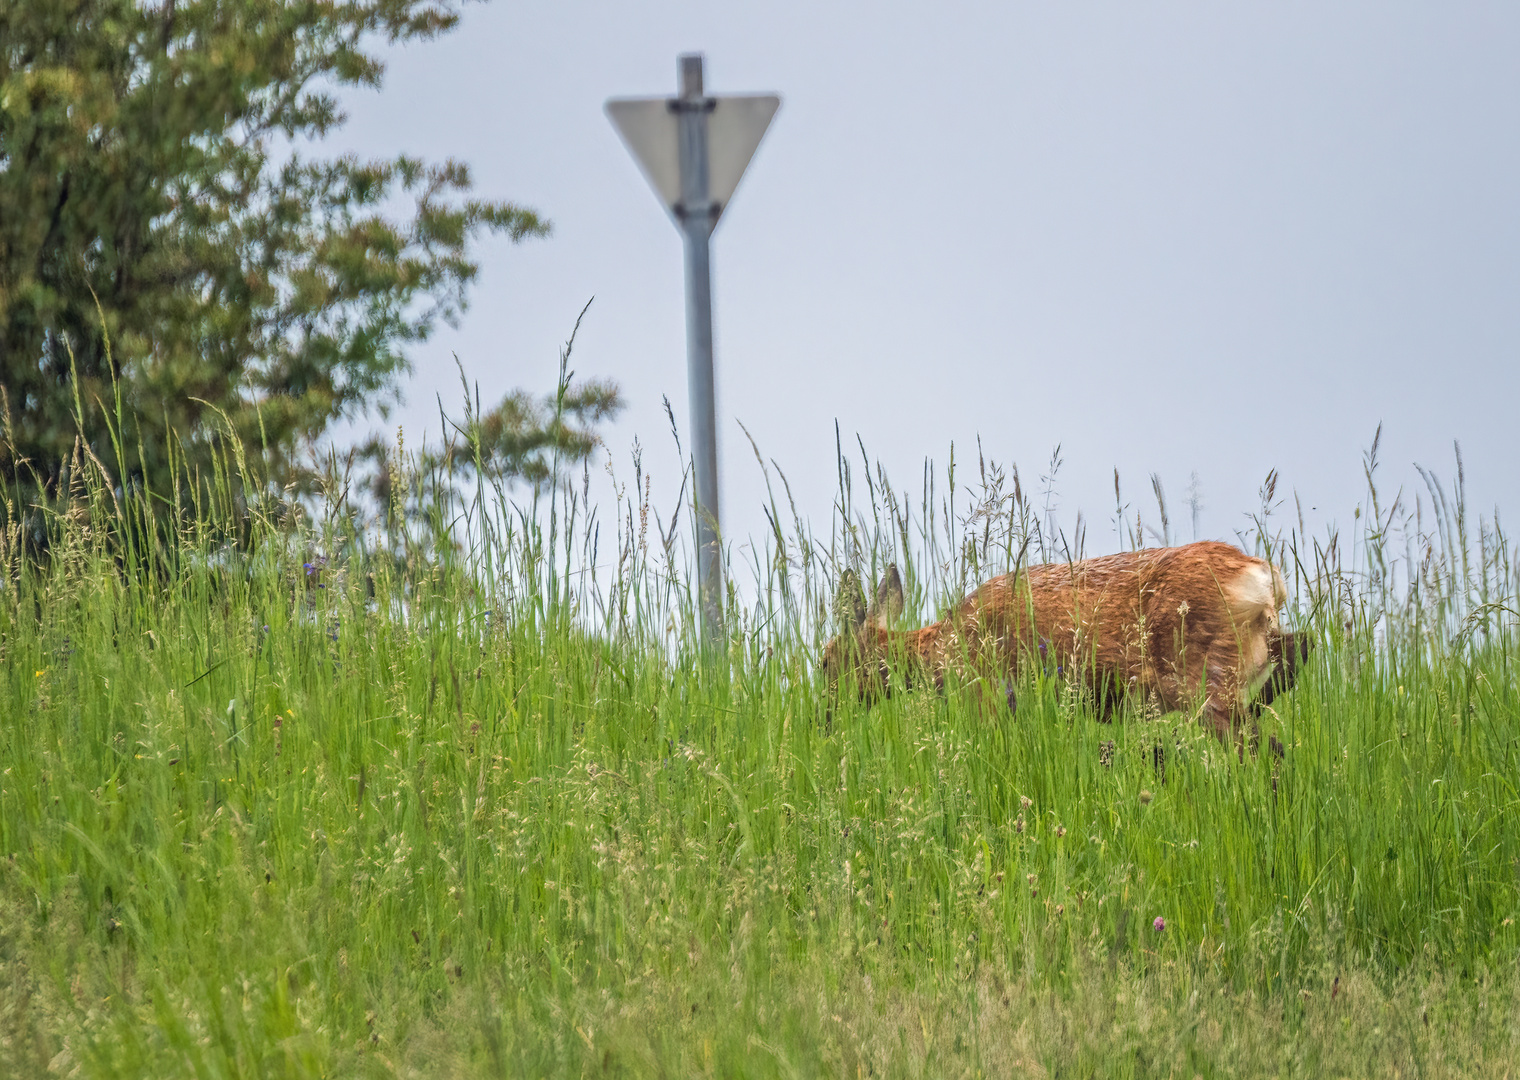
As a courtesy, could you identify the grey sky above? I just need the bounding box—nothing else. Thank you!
[333,1,1518,561]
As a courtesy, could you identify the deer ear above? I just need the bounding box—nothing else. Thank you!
[834,568,869,633]
[869,564,905,629]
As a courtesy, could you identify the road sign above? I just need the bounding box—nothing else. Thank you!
[606,94,780,220]
[606,55,780,642]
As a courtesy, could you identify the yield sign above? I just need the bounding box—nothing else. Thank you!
[606,93,780,222]
[605,55,779,639]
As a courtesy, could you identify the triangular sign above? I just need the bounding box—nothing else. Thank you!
[706,95,780,212]
[605,98,681,209]
[606,94,780,219]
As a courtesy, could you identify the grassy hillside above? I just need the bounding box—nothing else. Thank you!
[1,438,1517,1077]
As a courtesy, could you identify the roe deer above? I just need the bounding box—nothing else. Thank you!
[821,540,1310,752]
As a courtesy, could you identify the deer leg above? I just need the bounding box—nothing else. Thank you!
[1093,671,1129,724]
[1200,658,1256,759]
[1199,697,1238,749]
[1243,631,1310,768]
[1253,631,1312,713]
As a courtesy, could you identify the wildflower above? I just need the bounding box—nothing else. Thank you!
[1139,789,1153,805]
[1153,916,1166,932]
[1019,795,1032,809]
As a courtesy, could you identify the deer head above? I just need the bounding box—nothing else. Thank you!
[820,564,907,702]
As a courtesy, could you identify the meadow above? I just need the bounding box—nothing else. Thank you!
[1,422,1517,1078]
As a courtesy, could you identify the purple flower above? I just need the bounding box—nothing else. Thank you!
[1153,916,1166,933]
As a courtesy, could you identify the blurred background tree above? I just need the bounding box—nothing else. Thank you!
[0,0,619,552]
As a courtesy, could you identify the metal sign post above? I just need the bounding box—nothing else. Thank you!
[606,55,780,642]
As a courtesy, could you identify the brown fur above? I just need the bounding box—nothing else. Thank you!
[822,541,1309,749]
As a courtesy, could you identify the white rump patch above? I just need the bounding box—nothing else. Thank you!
[1224,563,1280,626]
[1223,563,1282,701]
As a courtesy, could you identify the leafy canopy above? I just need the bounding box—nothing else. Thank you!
[0,0,617,532]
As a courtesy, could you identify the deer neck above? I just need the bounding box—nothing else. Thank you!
[867,625,941,679]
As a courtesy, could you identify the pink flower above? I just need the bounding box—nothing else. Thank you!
[1153,916,1166,932]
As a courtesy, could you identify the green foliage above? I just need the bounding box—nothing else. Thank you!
[0,0,565,533]
[361,303,622,527]
[0,433,1516,1075]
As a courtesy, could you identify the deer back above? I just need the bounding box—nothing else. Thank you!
[933,541,1286,705]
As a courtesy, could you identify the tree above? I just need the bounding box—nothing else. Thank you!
[0,0,616,548]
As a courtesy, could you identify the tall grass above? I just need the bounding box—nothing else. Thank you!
[1,406,1517,1077]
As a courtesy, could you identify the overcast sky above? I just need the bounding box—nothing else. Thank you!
[331,1,1518,567]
